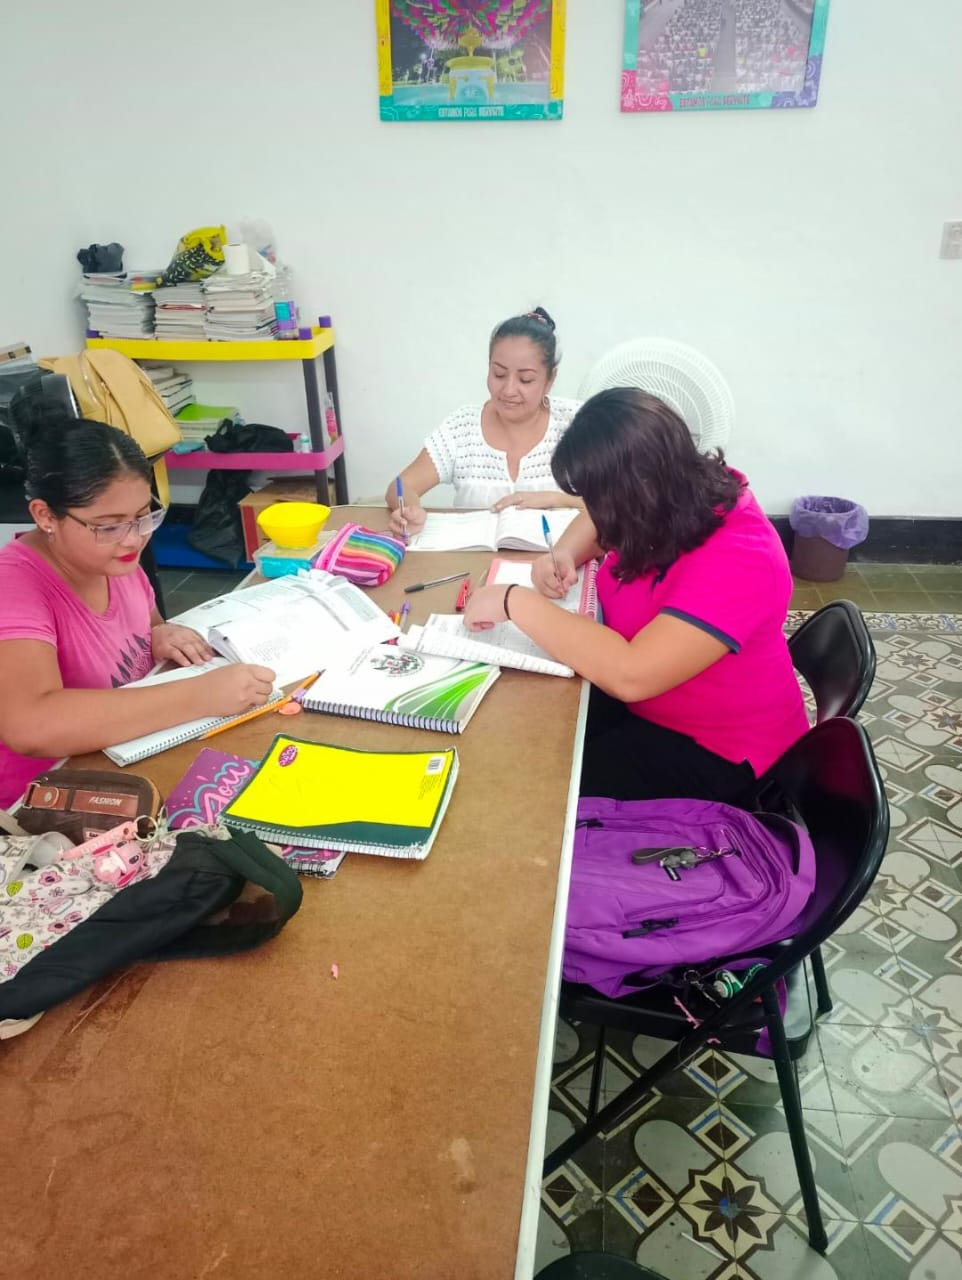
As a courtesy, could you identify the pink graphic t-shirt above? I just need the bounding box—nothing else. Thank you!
[0,540,155,807]
[596,478,808,776]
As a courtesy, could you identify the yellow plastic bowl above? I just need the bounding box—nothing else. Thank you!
[256,501,330,549]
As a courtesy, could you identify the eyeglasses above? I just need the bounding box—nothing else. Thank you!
[63,499,167,545]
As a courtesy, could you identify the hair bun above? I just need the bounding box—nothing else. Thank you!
[527,306,556,332]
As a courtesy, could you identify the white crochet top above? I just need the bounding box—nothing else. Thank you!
[423,398,581,508]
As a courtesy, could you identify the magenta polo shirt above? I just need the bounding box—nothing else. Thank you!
[596,478,808,776]
[0,540,155,808]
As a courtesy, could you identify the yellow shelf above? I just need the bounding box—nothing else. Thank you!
[86,327,335,362]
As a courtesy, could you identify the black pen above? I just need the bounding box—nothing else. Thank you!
[404,571,470,594]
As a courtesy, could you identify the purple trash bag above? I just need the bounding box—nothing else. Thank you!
[789,496,869,551]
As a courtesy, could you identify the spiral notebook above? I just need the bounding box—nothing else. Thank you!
[486,558,599,618]
[222,735,459,861]
[102,659,286,767]
[301,644,499,734]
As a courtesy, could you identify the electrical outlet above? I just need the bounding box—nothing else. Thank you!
[940,221,962,259]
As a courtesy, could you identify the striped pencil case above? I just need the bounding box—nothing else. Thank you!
[313,522,405,587]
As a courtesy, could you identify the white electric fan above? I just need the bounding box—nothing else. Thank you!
[578,338,735,453]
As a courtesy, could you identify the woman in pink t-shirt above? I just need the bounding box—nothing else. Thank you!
[463,389,808,802]
[0,413,276,809]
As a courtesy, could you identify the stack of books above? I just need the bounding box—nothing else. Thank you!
[142,365,195,416]
[202,270,277,341]
[79,271,160,338]
[174,402,238,444]
[152,282,206,340]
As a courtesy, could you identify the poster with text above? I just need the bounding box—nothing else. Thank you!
[621,0,829,114]
[377,0,565,121]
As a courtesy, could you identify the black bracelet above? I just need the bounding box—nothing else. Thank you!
[503,584,517,621]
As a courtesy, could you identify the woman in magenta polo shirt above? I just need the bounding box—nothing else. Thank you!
[463,388,808,802]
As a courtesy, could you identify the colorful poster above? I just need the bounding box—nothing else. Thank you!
[376,0,565,121]
[621,0,829,114]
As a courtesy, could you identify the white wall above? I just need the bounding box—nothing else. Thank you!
[1,0,960,515]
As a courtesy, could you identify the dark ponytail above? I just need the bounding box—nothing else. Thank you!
[489,306,559,373]
[18,412,151,516]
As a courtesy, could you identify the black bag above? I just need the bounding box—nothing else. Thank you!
[0,828,303,1021]
[187,420,295,566]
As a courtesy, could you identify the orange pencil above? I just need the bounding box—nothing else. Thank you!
[201,671,321,740]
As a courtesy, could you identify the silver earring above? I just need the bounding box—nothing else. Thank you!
[45,527,55,537]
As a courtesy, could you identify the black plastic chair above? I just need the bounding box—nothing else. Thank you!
[788,600,876,1015]
[788,600,876,723]
[544,718,889,1254]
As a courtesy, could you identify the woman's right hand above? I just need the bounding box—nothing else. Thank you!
[389,501,427,538]
[194,663,277,717]
[531,549,577,599]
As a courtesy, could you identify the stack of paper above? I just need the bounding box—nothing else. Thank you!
[202,269,277,342]
[142,364,195,416]
[79,271,161,338]
[153,282,206,339]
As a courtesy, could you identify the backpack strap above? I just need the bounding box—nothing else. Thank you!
[155,829,304,960]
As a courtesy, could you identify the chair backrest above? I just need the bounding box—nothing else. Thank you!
[753,717,889,952]
[788,600,876,722]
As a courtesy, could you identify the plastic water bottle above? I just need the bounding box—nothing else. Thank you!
[295,433,312,454]
[272,263,299,338]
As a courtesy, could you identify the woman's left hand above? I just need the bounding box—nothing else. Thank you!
[462,584,514,632]
[151,623,215,667]
[491,490,570,512]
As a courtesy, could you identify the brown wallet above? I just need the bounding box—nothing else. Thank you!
[17,769,162,842]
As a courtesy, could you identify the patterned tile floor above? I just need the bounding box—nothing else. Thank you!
[537,570,962,1279]
[162,562,962,1279]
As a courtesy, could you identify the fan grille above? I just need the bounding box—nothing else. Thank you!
[579,339,735,452]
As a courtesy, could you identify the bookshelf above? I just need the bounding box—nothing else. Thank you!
[86,327,348,506]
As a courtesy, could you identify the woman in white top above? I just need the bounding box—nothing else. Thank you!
[385,307,581,536]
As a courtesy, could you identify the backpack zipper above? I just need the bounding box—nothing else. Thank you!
[622,916,678,939]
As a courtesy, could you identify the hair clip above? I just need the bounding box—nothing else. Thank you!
[523,310,548,324]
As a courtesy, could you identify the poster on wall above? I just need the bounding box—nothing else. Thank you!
[621,0,829,114]
[376,0,565,121]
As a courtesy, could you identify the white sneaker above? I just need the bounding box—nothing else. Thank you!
[0,1011,45,1040]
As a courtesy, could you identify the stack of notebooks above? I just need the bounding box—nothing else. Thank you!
[222,735,460,862]
[143,365,195,416]
[174,402,239,444]
[153,282,206,339]
[202,270,277,341]
[79,271,161,338]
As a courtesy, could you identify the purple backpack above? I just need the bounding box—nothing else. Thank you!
[563,796,815,999]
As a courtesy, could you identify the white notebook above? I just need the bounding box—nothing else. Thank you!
[103,659,285,766]
[405,507,579,553]
[302,644,500,734]
[486,559,599,619]
[399,615,575,678]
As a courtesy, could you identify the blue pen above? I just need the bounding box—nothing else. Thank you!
[395,475,407,543]
[542,514,561,586]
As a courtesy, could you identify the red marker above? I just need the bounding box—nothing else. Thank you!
[455,577,471,611]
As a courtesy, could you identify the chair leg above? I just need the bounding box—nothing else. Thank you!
[809,946,833,1017]
[762,987,828,1253]
[586,1025,606,1120]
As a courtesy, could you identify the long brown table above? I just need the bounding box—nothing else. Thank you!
[1,512,586,1280]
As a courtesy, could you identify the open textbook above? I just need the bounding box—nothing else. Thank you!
[171,570,398,687]
[400,615,575,678]
[405,507,580,553]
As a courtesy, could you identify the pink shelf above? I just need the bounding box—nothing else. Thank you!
[165,437,344,471]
